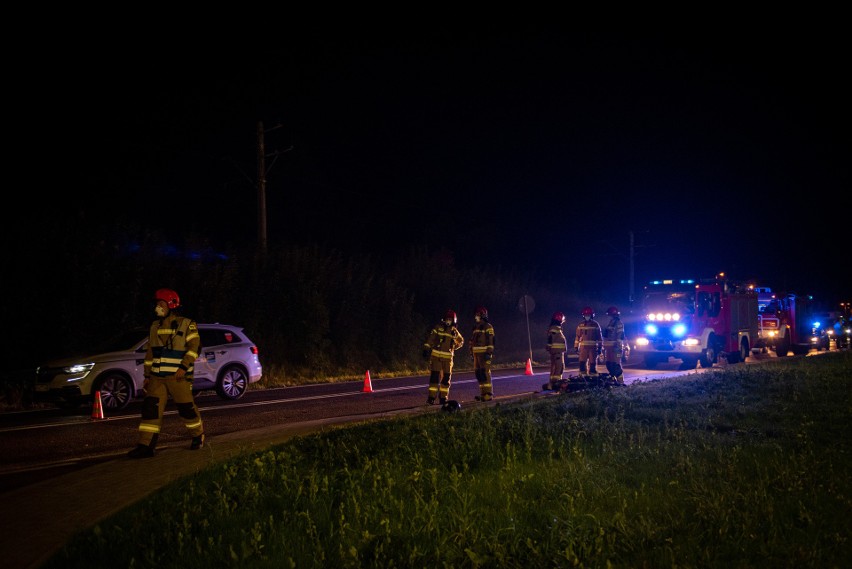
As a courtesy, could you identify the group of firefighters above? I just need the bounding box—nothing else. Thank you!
[422,304,626,406]
[545,306,626,389]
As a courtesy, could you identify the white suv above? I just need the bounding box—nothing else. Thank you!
[33,324,263,411]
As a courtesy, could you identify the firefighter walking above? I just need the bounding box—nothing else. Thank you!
[574,306,602,376]
[423,309,465,405]
[545,311,568,389]
[469,306,495,401]
[128,288,205,459]
[602,305,626,384]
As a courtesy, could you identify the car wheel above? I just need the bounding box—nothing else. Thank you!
[94,373,134,410]
[699,339,718,368]
[215,365,249,400]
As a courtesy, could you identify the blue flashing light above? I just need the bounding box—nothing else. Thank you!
[644,323,659,336]
[672,323,688,337]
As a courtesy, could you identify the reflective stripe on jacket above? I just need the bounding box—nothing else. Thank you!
[603,317,624,348]
[470,322,495,354]
[424,323,464,359]
[145,317,200,378]
[546,325,567,352]
[574,319,602,348]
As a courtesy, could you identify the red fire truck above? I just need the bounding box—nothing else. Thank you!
[631,275,758,369]
[752,286,830,356]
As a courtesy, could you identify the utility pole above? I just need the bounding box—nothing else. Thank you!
[629,230,635,307]
[256,121,268,256]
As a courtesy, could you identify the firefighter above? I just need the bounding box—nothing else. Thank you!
[545,311,568,390]
[574,306,602,376]
[423,309,464,405]
[128,288,205,459]
[469,306,495,401]
[602,305,625,384]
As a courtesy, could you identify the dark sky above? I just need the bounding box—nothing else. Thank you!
[20,23,849,306]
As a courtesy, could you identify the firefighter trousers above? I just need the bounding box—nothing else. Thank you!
[548,351,565,387]
[578,346,598,374]
[427,356,454,403]
[604,348,624,382]
[136,375,203,447]
[473,352,493,399]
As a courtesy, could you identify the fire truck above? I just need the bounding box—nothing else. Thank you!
[631,275,758,369]
[752,286,830,356]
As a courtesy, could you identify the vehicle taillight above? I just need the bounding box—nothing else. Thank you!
[250,346,259,355]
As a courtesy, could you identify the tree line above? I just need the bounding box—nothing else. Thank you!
[9,225,613,382]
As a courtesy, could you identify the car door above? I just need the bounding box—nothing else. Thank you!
[193,326,237,389]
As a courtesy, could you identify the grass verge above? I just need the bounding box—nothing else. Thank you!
[44,353,852,568]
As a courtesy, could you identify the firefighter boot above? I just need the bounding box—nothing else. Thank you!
[427,371,441,405]
[128,434,158,459]
[439,374,451,405]
[190,434,205,450]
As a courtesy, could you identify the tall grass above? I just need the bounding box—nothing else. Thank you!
[45,353,852,568]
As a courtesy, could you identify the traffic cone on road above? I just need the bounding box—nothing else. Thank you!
[362,370,373,393]
[525,359,533,375]
[91,390,105,420]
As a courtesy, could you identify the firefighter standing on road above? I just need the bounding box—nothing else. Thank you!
[545,311,568,390]
[128,288,205,459]
[470,306,495,401]
[423,309,465,405]
[574,306,602,376]
[602,306,626,384]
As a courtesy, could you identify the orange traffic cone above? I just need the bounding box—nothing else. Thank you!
[91,390,105,420]
[525,359,533,375]
[362,370,373,393]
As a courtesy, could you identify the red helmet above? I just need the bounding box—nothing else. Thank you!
[552,311,565,324]
[444,309,457,324]
[581,307,595,318]
[474,306,488,319]
[606,306,620,316]
[155,288,180,310]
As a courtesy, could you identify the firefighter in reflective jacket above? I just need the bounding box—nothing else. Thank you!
[128,288,204,459]
[423,309,465,405]
[602,306,625,384]
[574,306,602,375]
[545,311,568,389]
[469,306,495,401]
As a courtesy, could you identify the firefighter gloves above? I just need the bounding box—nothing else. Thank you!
[422,348,432,360]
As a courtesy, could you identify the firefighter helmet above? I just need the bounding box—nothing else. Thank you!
[552,311,565,324]
[444,309,458,325]
[442,400,461,413]
[606,306,620,317]
[581,306,595,318]
[475,306,488,319]
[155,288,180,310]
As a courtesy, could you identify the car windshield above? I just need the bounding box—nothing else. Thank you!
[642,291,694,314]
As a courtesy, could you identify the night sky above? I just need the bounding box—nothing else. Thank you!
[19,22,849,306]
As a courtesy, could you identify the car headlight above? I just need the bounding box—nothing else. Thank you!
[62,363,95,381]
